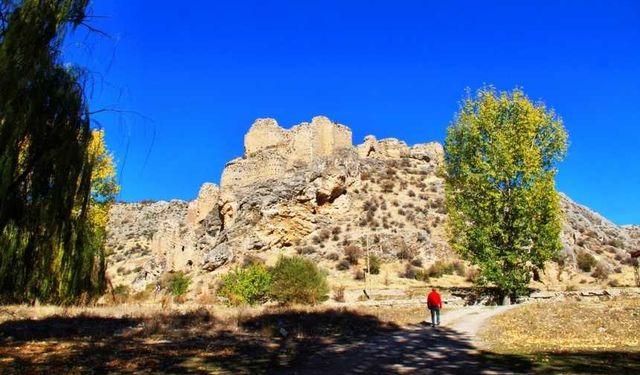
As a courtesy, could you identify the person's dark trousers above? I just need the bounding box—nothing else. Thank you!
[430,307,440,326]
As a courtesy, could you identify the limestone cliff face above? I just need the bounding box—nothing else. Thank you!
[105,116,639,297]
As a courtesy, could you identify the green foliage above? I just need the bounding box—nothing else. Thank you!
[218,264,272,306]
[0,1,112,304]
[112,284,130,303]
[577,251,597,272]
[269,255,329,305]
[368,254,381,274]
[444,87,568,299]
[427,261,455,278]
[166,272,191,297]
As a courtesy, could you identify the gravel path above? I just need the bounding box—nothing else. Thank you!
[277,305,527,375]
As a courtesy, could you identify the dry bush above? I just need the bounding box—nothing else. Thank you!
[336,259,351,271]
[396,242,417,260]
[452,260,466,276]
[344,246,363,264]
[608,279,620,287]
[326,252,340,261]
[381,180,395,193]
[296,245,317,255]
[242,254,265,267]
[332,285,346,302]
[591,261,611,280]
[465,267,481,283]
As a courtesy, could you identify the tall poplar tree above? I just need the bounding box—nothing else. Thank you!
[0,0,113,303]
[444,87,568,301]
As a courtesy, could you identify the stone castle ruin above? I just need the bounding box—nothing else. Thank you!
[221,116,352,189]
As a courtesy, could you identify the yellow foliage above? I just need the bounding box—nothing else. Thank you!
[87,129,120,230]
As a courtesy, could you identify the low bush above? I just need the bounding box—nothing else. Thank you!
[164,272,191,297]
[427,261,455,278]
[332,285,346,302]
[327,252,340,261]
[336,259,351,271]
[465,267,481,283]
[577,251,597,272]
[296,245,317,255]
[270,256,329,305]
[368,254,381,275]
[344,245,363,264]
[112,284,130,303]
[242,254,265,267]
[410,258,423,267]
[452,260,466,276]
[218,264,272,306]
[591,261,611,280]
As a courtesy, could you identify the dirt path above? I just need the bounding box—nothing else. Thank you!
[278,305,527,375]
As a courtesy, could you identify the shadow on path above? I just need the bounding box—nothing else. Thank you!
[0,308,637,374]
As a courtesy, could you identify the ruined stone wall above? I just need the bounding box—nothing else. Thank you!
[244,118,288,156]
[222,116,353,190]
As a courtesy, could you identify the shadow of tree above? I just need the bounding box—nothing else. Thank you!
[0,308,636,374]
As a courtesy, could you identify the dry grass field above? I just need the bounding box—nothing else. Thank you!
[1,297,639,374]
[479,297,640,374]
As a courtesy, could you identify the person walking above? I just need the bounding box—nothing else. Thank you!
[427,288,443,327]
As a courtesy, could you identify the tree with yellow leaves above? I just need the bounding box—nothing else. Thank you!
[444,87,568,302]
[87,129,120,231]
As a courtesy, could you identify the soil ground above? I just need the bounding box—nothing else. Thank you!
[0,299,638,374]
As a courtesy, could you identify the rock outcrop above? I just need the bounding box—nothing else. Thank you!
[105,116,639,298]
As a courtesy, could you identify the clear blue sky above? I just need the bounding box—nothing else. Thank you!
[64,1,640,225]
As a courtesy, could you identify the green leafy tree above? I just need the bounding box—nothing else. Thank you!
[218,264,272,306]
[269,256,329,305]
[0,0,112,304]
[444,87,567,301]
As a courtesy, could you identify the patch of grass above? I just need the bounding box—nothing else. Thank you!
[480,298,640,353]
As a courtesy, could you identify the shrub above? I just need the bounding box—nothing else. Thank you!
[165,272,191,297]
[113,284,130,303]
[336,259,351,271]
[344,246,363,264]
[218,264,272,306]
[591,261,611,280]
[396,243,417,260]
[333,285,346,302]
[242,254,265,267]
[414,268,431,282]
[577,251,597,272]
[269,256,329,305]
[452,260,466,276]
[368,255,381,275]
[465,267,481,283]
[296,246,317,255]
[327,252,340,261]
[427,261,455,278]
[381,180,395,193]
[608,279,620,287]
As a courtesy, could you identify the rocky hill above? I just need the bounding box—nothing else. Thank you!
[105,116,639,300]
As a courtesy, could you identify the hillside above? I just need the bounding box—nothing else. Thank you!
[105,116,639,301]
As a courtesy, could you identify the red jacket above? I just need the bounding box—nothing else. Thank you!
[427,291,442,309]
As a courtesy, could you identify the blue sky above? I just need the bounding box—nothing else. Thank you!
[65,1,640,224]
